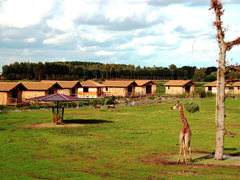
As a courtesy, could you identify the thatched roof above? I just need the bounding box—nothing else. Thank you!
[102,80,137,87]
[203,80,231,87]
[135,80,158,86]
[41,80,81,88]
[164,80,196,86]
[21,82,62,90]
[0,82,27,92]
[80,80,105,87]
[230,81,240,87]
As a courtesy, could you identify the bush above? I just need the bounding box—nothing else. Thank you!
[105,96,116,105]
[0,105,7,110]
[206,91,214,97]
[193,89,201,98]
[89,99,100,106]
[200,91,206,98]
[79,101,90,106]
[183,100,200,113]
[148,95,155,100]
[204,75,216,82]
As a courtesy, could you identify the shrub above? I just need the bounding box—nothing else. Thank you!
[183,100,200,113]
[89,99,99,106]
[193,89,201,98]
[79,101,90,106]
[204,75,216,82]
[206,91,214,97]
[105,96,117,105]
[148,95,155,100]
[200,91,206,98]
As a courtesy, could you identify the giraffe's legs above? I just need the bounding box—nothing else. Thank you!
[177,132,184,164]
[184,133,192,164]
[178,132,192,164]
[189,146,193,163]
[183,145,187,164]
[177,142,182,163]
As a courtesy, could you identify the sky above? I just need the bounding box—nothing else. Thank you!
[0,0,240,72]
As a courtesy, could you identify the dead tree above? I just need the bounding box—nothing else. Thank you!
[209,0,239,160]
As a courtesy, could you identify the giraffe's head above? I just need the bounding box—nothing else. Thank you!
[171,101,180,110]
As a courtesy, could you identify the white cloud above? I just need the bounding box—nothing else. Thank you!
[21,49,41,55]
[24,38,36,43]
[1,0,240,71]
[95,51,117,56]
[0,0,54,28]
[43,33,75,45]
[46,18,74,32]
[78,45,98,52]
[137,46,155,55]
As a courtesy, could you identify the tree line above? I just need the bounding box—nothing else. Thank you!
[1,61,220,81]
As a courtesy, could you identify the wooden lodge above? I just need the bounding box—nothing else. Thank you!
[231,81,240,94]
[78,80,105,98]
[203,80,230,94]
[164,80,196,95]
[0,82,28,106]
[135,80,158,96]
[41,80,81,96]
[21,82,62,100]
[102,80,138,97]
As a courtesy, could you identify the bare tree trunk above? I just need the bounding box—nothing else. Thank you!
[215,45,226,160]
[210,0,239,160]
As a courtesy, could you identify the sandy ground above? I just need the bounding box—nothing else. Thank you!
[26,123,84,128]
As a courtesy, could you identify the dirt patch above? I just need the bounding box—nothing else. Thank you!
[26,123,84,128]
[140,151,240,167]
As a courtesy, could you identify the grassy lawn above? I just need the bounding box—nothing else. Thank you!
[0,97,240,179]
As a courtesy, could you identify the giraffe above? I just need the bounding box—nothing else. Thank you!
[171,101,193,164]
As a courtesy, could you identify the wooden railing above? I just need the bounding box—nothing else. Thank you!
[7,98,30,107]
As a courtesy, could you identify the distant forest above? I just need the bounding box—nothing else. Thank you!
[1,61,220,82]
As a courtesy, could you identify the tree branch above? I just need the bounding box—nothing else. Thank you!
[223,128,237,138]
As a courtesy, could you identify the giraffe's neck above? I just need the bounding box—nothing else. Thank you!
[179,104,189,128]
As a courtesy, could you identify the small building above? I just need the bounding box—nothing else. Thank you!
[78,80,105,98]
[164,80,196,95]
[21,82,62,100]
[102,80,138,97]
[135,80,158,96]
[203,80,230,94]
[230,81,240,94]
[41,80,81,96]
[0,82,28,106]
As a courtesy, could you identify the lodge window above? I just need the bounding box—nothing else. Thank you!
[83,87,89,93]
[168,86,170,89]
[146,85,151,94]
[238,87,240,90]
[128,86,132,93]
[12,90,18,99]
[106,87,108,91]
[208,87,212,91]
[48,89,54,95]
[71,88,75,96]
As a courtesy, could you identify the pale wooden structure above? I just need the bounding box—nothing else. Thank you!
[164,80,196,95]
[41,80,81,96]
[78,80,105,98]
[0,82,28,106]
[102,80,138,97]
[203,80,230,94]
[21,82,62,100]
[231,82,240,94]
[135,80,158,96]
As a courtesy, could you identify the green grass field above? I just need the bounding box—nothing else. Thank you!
[0,97,240,179]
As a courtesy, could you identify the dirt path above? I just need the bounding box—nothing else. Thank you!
[26,123,84,128]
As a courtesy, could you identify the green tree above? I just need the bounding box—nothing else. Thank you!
[33,62,45,80]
